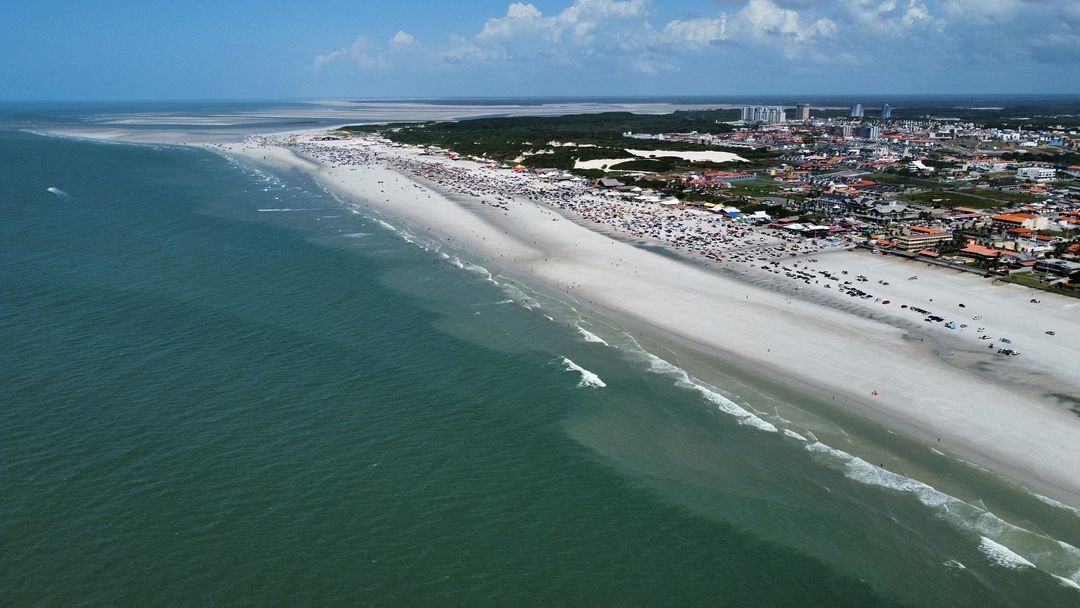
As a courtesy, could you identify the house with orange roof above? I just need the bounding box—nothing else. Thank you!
[960,243,1001,260]
[894,226,954,251]
[991,213,1048,231]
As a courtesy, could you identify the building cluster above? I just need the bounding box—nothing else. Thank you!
[616,103,1080,285]
[740,105,787,124]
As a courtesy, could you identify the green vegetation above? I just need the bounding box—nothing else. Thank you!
[1003,273,1080,299]
[608,158,673,172]
[937,231,969,254]
[900,187,1037,209]
[969,188,1038,203]
[865,172,939,188]
[340,110,783,175]
[723,179,784,197]
[888,100,1080,129]
[518,145,630,170]
[1002,150,1080,167]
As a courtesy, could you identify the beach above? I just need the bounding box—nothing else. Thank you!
[219,133,1080,509]
[12,114,1080,604]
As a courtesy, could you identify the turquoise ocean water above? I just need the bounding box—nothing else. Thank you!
[2,106,1080,606]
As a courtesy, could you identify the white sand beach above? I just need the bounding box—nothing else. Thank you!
[214,134,1080,509]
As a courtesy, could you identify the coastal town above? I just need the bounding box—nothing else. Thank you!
[12,0,1080,603]
[230,104,1080,374]
[281,101,1080,302]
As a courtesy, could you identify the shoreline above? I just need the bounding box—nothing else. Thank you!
[36,127,1080,510]
[210,136,1080,511]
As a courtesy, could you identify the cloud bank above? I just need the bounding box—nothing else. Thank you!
[312,0,1080,94]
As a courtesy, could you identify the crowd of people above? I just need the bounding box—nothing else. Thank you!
[241,133,1059,360]
[266,134,849,269]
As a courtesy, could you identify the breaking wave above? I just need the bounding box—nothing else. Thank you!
[631,344,777,433]
[576,326,609,346]
[806,440,1080,588]
[979,537,1034,570]
[783,429,808,442]
[560,357,606,388]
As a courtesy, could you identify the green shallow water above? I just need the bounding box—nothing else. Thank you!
[1,124,1079,607]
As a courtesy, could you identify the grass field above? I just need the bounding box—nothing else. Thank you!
[901,191,1002,209]
[1003,272,1080,299]
[900,188,1036,209]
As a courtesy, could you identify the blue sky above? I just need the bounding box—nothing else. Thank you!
[3,0,1078,100]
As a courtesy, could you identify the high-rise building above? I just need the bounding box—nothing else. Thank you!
[796,103,811,121]
[740,105,787,124]
[856,124,880,140]
[850,103,864,118]
[881,104,892,120]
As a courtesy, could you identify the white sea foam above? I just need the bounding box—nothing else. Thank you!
[783,429,808,442]
[560,357,606,388]
[576,326,609,346]
[806,441,964,510]
[46,187,71,200]
[257,208,319,212]
[979,537,1035,570]
[343,232,373,238]
[1055,574,1080,591]
[499,283,533,305]
[638,348,777,433]
[805,440,1080,584]
[464,263,498,284]
[1034,493,1080,518]
[494,299,514,305]
[375,219,397,231]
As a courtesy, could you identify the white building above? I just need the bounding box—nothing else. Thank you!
[1016,167,1056,182]
[741,105,786,124]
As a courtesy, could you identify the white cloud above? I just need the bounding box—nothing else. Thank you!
[390,31,416,49]
[442,0,723,67]
[902,0,930,25]
[313,36,386,70]
[311,0,1078,84]
[314,30,422,70]
[730,0,837,56]
[662,16,727,49]
[475,0,647,44]
[943,0,1021,21]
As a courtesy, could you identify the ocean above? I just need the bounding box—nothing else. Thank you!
[2,103,1079,606]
